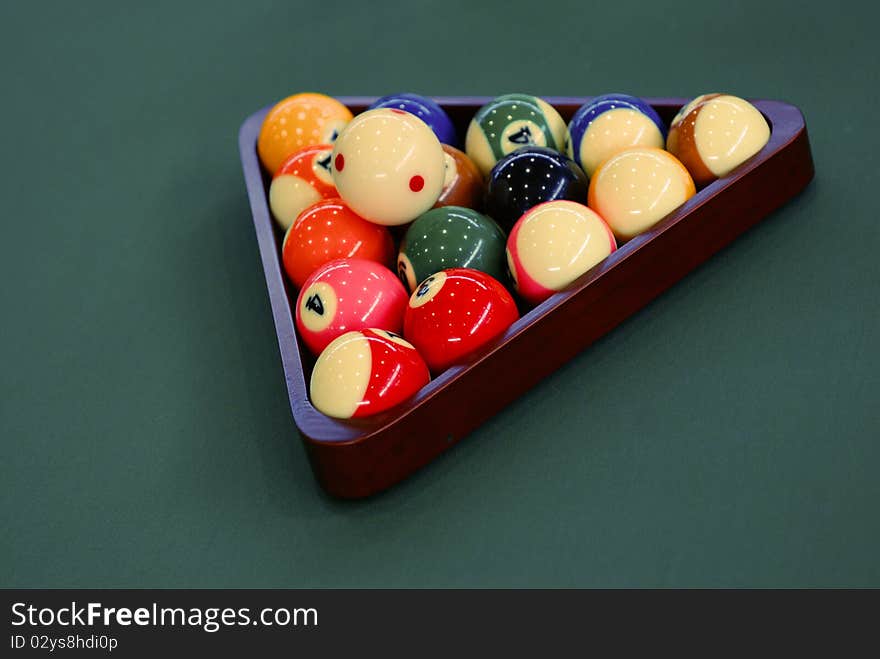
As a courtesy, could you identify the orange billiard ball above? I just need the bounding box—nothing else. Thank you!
[281,198,395,289]
[269,144,337,230]
[258,93,353,175]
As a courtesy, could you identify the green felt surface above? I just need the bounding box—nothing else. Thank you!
[1,0,878,587]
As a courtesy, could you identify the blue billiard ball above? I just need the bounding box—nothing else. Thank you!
[485,145,588,231]
[368,93,459,147]
[566,93,667,176]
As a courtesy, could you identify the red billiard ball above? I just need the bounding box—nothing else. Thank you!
[296,259,408,355]
[269,144,337,230]
[281,198,395,289]
[403,268,519,373]
[310,328,430,419]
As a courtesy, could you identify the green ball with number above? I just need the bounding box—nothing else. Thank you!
[465,93,567,177]
[397,206,509,293]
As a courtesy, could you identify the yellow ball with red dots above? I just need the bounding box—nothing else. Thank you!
[258,93,353,175]
[331,108,446,226]
[310,329,430,419]
[666,93,770,187]
[588,147,696,241]
[506,201,617,305]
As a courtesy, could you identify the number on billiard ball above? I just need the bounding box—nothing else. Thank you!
[269,144,338,230]
[465,94,567,177]
[296,258,409,355]
[403,268,519,373]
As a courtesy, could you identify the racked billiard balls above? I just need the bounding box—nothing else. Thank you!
[397,206,507,293]
[368,93,459,146]
[435,145,484,210]
[465,94,567,177]
[258,93,353,174]
[506,200,616,305]
[296,258,408,355]
[485,146,589,231]
[566,93,666,177]
[403,268,518,373]
[331,108,446,226]
[310,329,430,419]
[666,93,770,187]
[281,198,394,288]
[588,147,695,241]
[268,144,336,230]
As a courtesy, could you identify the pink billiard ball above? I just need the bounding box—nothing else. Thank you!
[403,268,519,373]
[269,144,337,230]
[506,200,617,305]
[296,259,408,355]
[310,328,430,419]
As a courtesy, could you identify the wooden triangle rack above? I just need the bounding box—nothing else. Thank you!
[239,96,815,498]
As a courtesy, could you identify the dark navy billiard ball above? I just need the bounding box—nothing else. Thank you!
[485,146,589,231]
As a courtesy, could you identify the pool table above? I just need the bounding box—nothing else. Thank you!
[1,0,877,587]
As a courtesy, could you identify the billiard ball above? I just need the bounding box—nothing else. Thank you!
[566,93,666,177]
[485,146,589,231]
[465,94,567,177]
[435,145,484,210]
[506,200,616,305]
[403,268,518,373]
[397,206,508,293]
[666,94,770,187]
[331,108,446,226]
[296,258,409,355]
[310,328,430,419]
[368,93,459,146]
[258,93,353,174]
[281,198,395,288]
[268,144,336,230]
[588,147,696,241]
